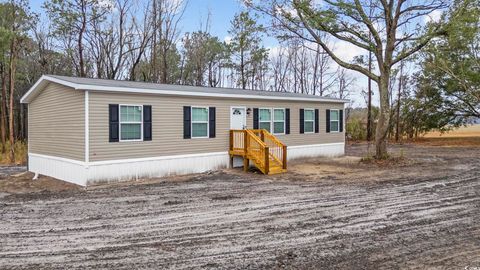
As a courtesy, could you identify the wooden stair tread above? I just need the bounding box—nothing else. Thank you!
[230,129,287,175]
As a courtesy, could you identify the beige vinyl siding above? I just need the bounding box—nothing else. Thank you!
[28,82,85,161]
[89,91,344,161]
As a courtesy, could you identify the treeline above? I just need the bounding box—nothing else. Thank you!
[0,0,479,162]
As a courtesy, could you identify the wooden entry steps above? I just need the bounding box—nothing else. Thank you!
[229,129,287,175]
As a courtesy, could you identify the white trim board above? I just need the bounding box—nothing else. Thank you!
[21,75,349,104]
[85,90,89,163]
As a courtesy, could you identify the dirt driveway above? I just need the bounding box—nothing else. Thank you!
[1,143,479,269]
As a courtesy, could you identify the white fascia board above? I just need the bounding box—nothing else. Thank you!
[21,75,350,104]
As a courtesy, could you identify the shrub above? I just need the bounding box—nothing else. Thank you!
[346,118,367,141]
[0,141,28,165]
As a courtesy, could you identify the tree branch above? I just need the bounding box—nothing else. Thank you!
[294,6,379,82]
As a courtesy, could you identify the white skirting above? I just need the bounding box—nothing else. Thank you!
[28,142,345,186]
[86,152,229,185]
[287,142,345,159]
[28,153,88,186]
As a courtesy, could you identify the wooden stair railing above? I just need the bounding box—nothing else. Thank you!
[229,129,287,175]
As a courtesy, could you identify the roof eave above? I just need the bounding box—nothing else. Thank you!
[74,84,349,103]
[21,75,350,104]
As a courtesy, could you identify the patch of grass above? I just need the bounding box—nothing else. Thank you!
[360,151,376,162]
[361,150,409,167]
[0,141,27,165]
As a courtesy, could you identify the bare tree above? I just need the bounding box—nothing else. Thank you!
[43,0,111,77]
[127,1,153,81]
[270,39,336,95]
[335,68,356,99]
[150,0,186,83]
[271,46,291,92]
[311,44,336,96]
[88,0,142,79]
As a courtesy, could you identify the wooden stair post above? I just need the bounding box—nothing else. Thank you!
[243,130,249,171]
[264,146,269,174]
[229,130,234,168]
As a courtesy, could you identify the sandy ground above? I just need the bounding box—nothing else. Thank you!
[0,143,479,269]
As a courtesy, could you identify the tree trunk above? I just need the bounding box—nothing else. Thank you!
[9,41,16,163]
[161,49,168,83]
[78,8,87,77]
[240,49,245,89]
[395,70,402,142]
[374,75,391,159]
[0,65,7,153]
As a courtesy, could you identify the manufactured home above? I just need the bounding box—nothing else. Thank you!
[21,75,347,186]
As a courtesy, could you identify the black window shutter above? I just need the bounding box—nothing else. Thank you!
[285,108,290,134]
[315,109,319,133]
[109,104,119,142]
[339,109,344,132]
[326,109,331,133]
[143,105,152,141]
[299,109,304,134]
[183,106,191,139]
[209,107,216,138]
[253,108,259,129]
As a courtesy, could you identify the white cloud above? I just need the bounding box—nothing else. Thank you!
[332,40,367,63]
[97,0,115,10]
[424,10,442,23]
[267,46,281,58]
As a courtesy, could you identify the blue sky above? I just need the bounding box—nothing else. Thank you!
[31,0,277,46]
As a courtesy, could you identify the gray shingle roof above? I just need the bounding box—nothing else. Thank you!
[49,75,348,102]
[22,74,349,103]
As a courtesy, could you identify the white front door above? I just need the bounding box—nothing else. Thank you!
[230,107,246,129]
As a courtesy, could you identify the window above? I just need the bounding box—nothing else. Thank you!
[304,109,315,133]
[192,107,209,138]
[259,108,272,132]
[120,105,143,141]
[273,108,285,134]
[330,109,340,132]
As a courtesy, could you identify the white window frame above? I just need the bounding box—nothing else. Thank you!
[304,108,315,134]
[191,106,209,139]
[119,104,143,142]
[330,109,340,133]
[258,108,273,133]
[273,108,286,135]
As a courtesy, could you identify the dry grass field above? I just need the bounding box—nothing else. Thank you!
[424,124,480,138]
[413,124,480,147]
